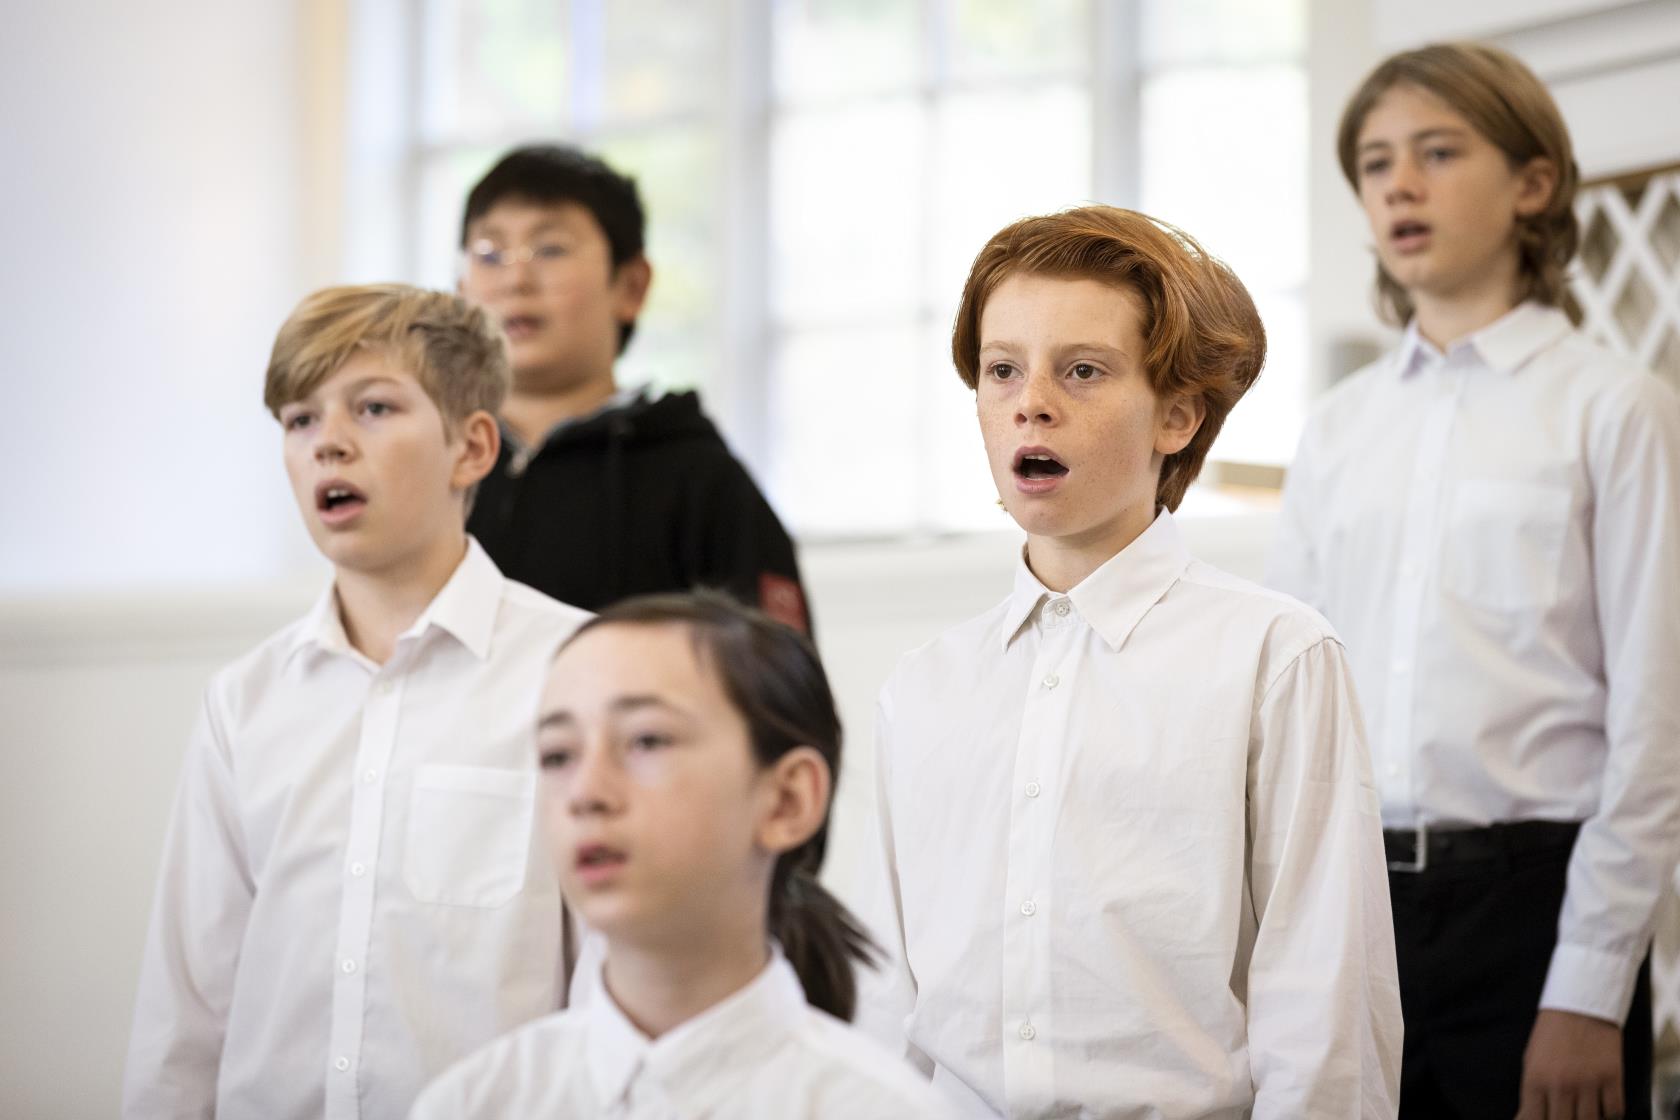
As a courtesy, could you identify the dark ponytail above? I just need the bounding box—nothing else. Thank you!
[564,590,879,1020]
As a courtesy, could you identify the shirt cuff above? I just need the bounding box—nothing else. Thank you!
[1538,942,1641,1023]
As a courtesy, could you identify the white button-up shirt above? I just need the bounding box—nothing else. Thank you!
[122,539,590,1120]
[862,512,1401,1119]
[409,949,954,1119]
[1268,303,1680,1023]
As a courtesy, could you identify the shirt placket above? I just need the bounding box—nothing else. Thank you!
[324,662,406,1118]
[1380,358,1465,826]
[1000,598,1075,1111]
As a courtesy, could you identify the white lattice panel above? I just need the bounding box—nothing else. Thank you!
[1571,166,1680,1110]
[1574,167,1680,389]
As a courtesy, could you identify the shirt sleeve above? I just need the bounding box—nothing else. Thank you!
[851,692,935,1078]
[407,1066,472,1120]
[693,454,814,636]
[121,689,254,1119]
[1245,637,1402,1119]
[1265,416,1325,611]
[1540,373,1680,1021]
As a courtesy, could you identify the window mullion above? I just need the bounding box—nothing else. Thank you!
[1092,0,1142,207]
[719,0,774,476]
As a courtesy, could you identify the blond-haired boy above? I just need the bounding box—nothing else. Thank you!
[122,285,590,1119]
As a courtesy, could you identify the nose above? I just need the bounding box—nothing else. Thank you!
[567,743,624,817]
[491,252,540,297]
[1015,364,1060,427]
[311,408,354,464]
[1385,153,1422,204]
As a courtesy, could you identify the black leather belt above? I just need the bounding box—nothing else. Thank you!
[1383,820,1581,873]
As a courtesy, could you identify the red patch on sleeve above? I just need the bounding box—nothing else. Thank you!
[759,573,810,634]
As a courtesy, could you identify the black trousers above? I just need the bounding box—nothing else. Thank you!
[1389,825,1653,1119]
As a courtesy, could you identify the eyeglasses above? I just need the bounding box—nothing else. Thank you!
[461,239,571,272]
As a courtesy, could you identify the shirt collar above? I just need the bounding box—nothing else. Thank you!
[282,538,504,669]
[1001,509,1191,652]
[584,947,805,1111]
[1395,301,1573,379]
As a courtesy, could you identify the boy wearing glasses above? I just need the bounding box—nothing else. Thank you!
[457,145,810,629]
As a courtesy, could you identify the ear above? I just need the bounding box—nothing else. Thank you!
[611,256,654,325]
[754,746,830,857]
[1513,156,1559,218]
[450,409,501,492]
[1154,392,1206,457]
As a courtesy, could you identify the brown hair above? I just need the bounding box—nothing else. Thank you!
[952,206,1266,512]
[264,283,510,429]
[559,591,877,1021]
[1336,42,1582,326]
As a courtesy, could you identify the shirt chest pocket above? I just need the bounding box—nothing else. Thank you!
[404,764,535,908]
[1440,480,1573,611]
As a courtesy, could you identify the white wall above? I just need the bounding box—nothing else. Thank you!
[0,0,328,593]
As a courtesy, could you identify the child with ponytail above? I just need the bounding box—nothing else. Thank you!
[410,592,947,1118]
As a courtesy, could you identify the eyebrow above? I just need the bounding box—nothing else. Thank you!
[979,341,1133,361]
[536,694,690,731]
[283,375,408,411]
[468,219,571,243]
[1357,126,1470,154]
[343,375,409,395]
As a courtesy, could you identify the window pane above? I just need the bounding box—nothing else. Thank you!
[601,1,723,125]
[768,324,921,534]
[930,84,1091,311]
[419,0,569,139]
[773,0,920,103]
[599,127,721,392]
[415,145,507,288]
[948,0,1091,82]
[771,100,924,324]
[920,324,1001,531]
[1208,289,1307,465]
[1140,65,1306,292]
[1140,0,1304,66]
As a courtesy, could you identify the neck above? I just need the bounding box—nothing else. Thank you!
[1410,265,1522,352]
[334,532,468,664]
[601,914,771,1040]
[1025,502,1156,593]
[502,377,618,447]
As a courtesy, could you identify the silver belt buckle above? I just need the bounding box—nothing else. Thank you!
[1387,824,1429,873]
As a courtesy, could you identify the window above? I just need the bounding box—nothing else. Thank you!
[393,0,1306,536]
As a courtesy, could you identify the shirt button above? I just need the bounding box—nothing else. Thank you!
[363,769,378,784]
[1052,599,1070,617]
[1020,900,1037,916]
[335,1056,351,1072]
[1042,674,1059,689]
[349,862,366,877]
[1386,765,1399,779]
[1392,660,1410,675]
[1019,1021,1037,1041]
[377,681,393,695]
[1025,781,1041,798]
[341,959,357,974]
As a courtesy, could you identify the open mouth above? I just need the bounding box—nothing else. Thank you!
[576,843,627,870]
[574,843,628,883]
[1390,219,1431,246]
[1013,449,1069,480]
[500,315,544,340]
[314,481,367,518]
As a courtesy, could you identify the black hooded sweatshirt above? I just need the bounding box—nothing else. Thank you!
[468,389,812,632]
